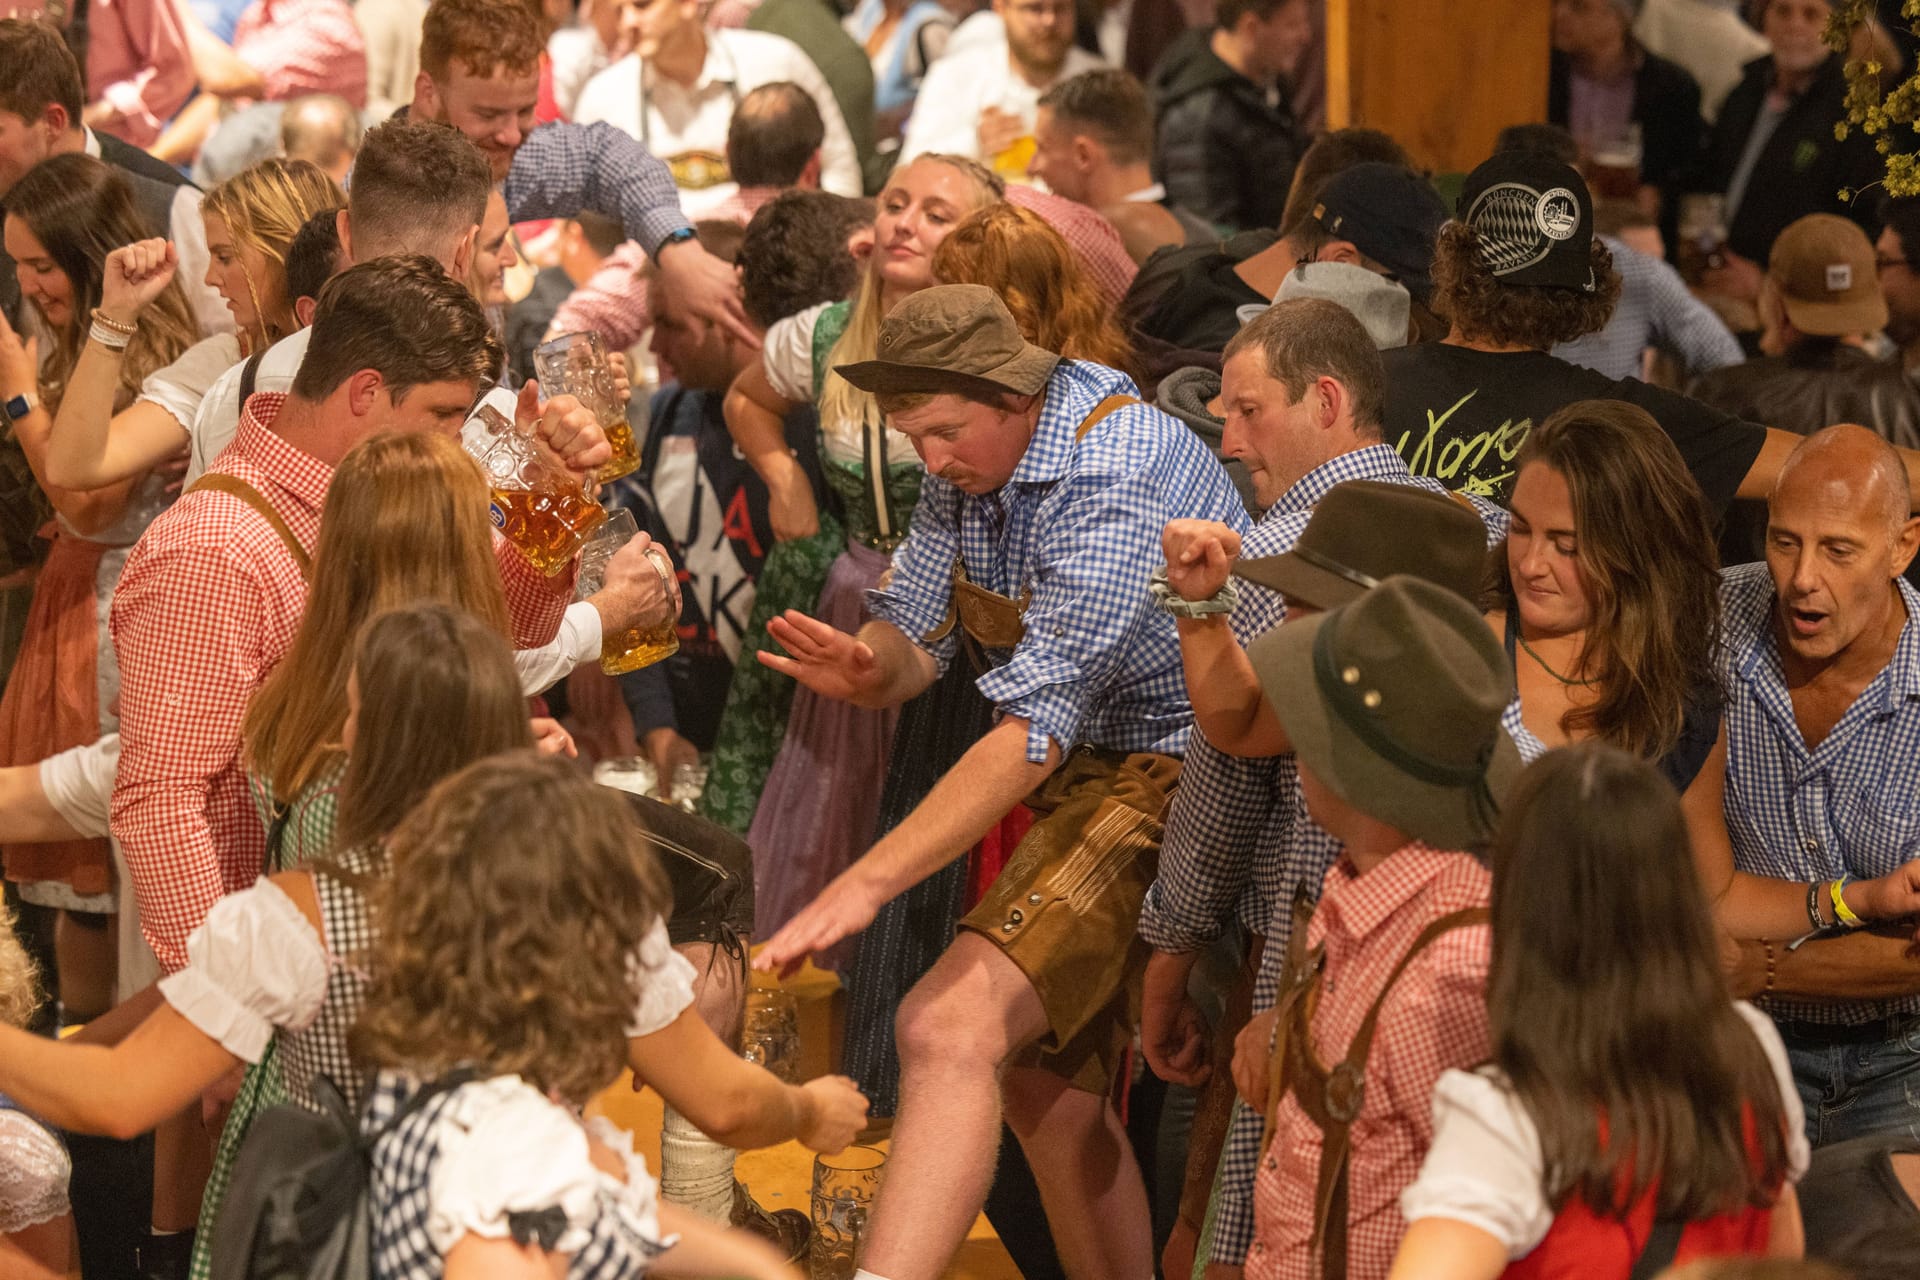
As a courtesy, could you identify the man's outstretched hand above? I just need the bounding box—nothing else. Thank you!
[758,611,888,705]
[755,869,885,979]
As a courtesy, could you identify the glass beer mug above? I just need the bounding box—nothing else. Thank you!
[468,402,607,577]
[576,509,681,674]
[533,330,642,483]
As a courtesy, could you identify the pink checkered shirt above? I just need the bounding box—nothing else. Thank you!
[232,0,368,106]
[1246,843,1492,1280]
[1006,183,1138,309]
[546,186,784,353]
[109,394,568,971]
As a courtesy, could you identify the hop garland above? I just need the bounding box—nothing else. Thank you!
[1831,0,1920,195]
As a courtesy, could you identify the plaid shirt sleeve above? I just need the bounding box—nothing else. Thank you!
[109,542,278,973]
[1138,736,1282,952]
[976,467,1173,763]
[1641,250,1744,376]
[866,480,965,672]
[548,246,652,352]
[496,537,571,651]
[505,122,693,258]
[233,0,368,106]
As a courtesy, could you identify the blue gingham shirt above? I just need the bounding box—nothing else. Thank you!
[1129,442,1510,1264]
[503,121,693,257]
[1553,235,1744,383]
[1719,562,1920,1026]
[866,360,1249,762]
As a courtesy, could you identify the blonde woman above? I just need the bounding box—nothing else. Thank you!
[0,907,72,1280]
[41,158,344,493]
[701,153,1003,870]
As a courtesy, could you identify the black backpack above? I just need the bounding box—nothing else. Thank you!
[209,1071,475,1280]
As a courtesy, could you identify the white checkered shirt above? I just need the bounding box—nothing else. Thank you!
[1719,562,1920,1025]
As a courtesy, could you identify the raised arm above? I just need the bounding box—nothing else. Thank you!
[1162,520,1290,757]
[44,240,193,491]
[0,307,140,538]
[724,362,816,542]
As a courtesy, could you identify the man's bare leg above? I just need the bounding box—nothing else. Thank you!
[859,932,1051,1280]
[1003,1064,1153,1277]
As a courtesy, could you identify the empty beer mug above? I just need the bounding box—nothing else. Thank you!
[469,402,606,577]
[741,987,801,1083]
[533,330,642,483]
[810,1146,885,1280]
[574,509,681,674]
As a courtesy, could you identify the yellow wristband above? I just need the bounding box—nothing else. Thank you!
[1832,875,1865,929]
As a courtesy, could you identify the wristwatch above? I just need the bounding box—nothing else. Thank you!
[1148,566,1238,618]
[655,226,699,255]
[2,391,37,423]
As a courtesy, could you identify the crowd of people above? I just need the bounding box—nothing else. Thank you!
[1,0,1920,1277]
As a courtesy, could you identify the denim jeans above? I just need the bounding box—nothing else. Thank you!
[1777,1016,1920,1148]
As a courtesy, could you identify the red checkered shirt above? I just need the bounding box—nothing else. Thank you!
[109,394,570,972]
[1005,183,1138,309]
[1246,843,1492,1280]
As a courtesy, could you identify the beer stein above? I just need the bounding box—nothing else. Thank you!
[468,402,606,577]
[533,330,642,483]
[575,509,682,674]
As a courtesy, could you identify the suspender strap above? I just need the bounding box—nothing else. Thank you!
[185,473,312,580]
[1628,1218,1686,1280]
[237,350,264,407]
[1306,904,1491,1280]
[921,393,1142,645]
[1075,393,1140,441]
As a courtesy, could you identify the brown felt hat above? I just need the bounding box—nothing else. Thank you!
[1233,481,1491,609]
[835,284,1061,399]
[1248,575,1520,849]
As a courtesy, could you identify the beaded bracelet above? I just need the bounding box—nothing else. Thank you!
[1761,939,1778,995]
[90,308,136,336]
[87,321,132,351]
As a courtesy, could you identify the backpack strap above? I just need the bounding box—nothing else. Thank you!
[238,349,265,407]
[1628,1218,1686,1280]
[1312,905,1490,1280]
[185,473,312,580]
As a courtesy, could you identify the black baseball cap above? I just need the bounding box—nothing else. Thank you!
[1311,163,1450,308]
[1456,151,1597,293]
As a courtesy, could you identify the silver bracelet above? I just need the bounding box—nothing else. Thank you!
[88,321,132,351]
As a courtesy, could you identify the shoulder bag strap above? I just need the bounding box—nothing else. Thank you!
[1314,905,1491,1280]
[185,473,313,580]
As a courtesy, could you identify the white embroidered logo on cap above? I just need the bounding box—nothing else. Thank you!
[1827,263,1853,292]
[1535,188,1579,241]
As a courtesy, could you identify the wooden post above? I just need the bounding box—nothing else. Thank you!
[1324,0,1553,175]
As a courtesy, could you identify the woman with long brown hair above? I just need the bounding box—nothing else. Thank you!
[0,152,201,1020]
[1487,400,1920,939]
[1391,743,1807,1278]
[43,158,345,492]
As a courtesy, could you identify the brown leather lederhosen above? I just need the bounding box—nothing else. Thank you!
[920,394,1138,667]
[1262,886,1489,1280]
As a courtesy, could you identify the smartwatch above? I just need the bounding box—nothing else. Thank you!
[3,392,37,422]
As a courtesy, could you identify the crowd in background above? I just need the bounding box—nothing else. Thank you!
[2,0,1920,1278]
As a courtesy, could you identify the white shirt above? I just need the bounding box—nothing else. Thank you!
[356,0,427,120]
[1400,1002,1810,1258]
[897,36,1105,164]
[83,128,232,339]
[547,23,612,121]
[1633,0,1771,122]
[572,29,863,218]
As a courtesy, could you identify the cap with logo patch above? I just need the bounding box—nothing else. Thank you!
[1767,212,1888,337]
[1456,151,1596,293]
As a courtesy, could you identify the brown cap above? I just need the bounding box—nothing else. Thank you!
[1769,213,1888,336]
[834,284,1061,399]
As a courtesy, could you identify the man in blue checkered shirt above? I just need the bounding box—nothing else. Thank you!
[1716,424,1920,1148]
[753,284,1248,1280]
[1137,298,1510,1278]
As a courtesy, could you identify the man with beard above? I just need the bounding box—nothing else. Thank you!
[1877,196,1920,380]
[897,0,1104,173]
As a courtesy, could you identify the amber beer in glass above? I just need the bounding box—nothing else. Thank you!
[577,510,681,674]
[533,330,641,483]
[469,404,606,576]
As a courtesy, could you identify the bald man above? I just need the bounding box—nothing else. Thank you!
[1715,424,1920,1148]
[281,93,363,185]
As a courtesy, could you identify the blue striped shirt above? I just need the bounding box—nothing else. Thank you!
[866,360,1250,761]
[1719,562,1920,1025]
